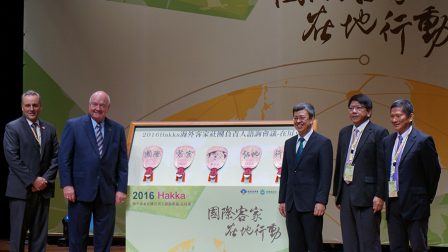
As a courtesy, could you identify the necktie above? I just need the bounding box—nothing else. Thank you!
[393,135,404,186]
[347,129,360,162]
[343,129,360,184]
[31,123,41,145]
[352,129,360,147]
[296,137,305,161]
[95,124,103,157]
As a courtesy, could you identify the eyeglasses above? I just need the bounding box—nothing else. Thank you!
[348,106,366,111]
[293,116,309,122]
[90,102,107,109]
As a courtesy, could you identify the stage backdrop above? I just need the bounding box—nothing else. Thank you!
[24,0,447,247]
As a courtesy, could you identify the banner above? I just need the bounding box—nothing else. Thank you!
[126,122,294,251]
[127,186,285,251]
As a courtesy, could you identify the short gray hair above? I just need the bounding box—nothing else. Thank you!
[292,102,315,119]
[22,90,41,105]
[89,91,111,105]
[390,99,414,117]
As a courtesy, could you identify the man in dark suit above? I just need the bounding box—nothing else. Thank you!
[383,99,440,252]
[278,102,333,252]
[332,94,388,252]
[3,90,58,252]
[59,91,128,252]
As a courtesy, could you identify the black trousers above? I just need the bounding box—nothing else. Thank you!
[387,198,429,252]
[340,183,382,252]
[286,206,323,252]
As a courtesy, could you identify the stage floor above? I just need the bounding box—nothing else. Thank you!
[1,239,446,251]
[0,239,125,252]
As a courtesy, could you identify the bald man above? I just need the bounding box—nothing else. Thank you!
[59,91,128,252]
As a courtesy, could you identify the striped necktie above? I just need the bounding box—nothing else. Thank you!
[31,122,41,145]
[95,124,103,157]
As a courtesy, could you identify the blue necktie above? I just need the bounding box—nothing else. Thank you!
[296,137,305,161]
[95,124,103,157]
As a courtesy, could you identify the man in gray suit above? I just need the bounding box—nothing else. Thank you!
[332,94,388,252]
[3,90,58,252]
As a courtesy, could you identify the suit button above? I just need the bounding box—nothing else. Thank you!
[294,170,297,173]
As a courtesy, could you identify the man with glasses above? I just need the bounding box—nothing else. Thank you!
[333,94,388,252]
[382,99,440,251]
[59,91,128,251]
[278,102,333,252]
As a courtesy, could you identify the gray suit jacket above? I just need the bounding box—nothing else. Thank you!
[3,116,59,199]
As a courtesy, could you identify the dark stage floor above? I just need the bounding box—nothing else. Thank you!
[1,238,446,251]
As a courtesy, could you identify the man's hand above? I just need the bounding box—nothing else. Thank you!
[116,191,127,205]
[278,203,286,217]
[314,203,326,216]
[372,196,384,213]
[32,177,48,192]
[63,186,76,202]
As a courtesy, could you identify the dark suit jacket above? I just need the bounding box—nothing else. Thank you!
[279,131,333,212]
[59,115,128,204]
[383,128,441,221]
[333,121,388,206]
[3,116,58,199]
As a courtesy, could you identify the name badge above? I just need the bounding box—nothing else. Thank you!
[388,181,398,198]
[343,164,354,182]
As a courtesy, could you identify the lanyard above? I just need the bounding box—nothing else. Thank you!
[346,129,362,164]
[31,124,41,145]
[390,134,408,179]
